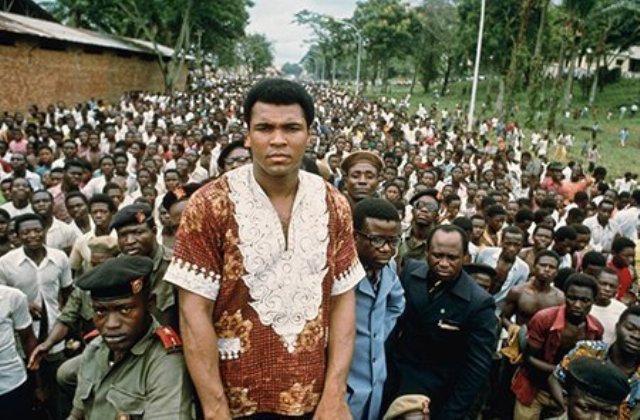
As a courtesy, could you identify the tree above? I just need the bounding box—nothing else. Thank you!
[282,63,303,77]
[41,0,252,92]
[237,34,274,75]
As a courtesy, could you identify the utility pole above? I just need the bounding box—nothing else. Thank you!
[467,0,486,133]
[340,20,363,96]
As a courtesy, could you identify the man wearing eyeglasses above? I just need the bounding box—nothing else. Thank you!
[347,198,405,420]
[398,189,440,267]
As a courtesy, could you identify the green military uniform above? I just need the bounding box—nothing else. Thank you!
[148,244,176,327]
[57,287,95,335]
[71,254,193,419]
[73,319,192,419]
[398,234,427,263]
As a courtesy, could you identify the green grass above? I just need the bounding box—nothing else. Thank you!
[362,77,640,179]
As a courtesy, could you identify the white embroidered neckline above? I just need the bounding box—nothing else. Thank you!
[227,165,329,353]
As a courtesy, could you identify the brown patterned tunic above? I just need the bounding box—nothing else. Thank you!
[165,165,364,417]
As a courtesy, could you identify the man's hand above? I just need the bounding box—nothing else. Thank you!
[29,302,42,320]
[313,395,351,420]
[203,401,232,420]
[28,342,51,370]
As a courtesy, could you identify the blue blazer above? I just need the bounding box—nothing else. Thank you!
[384,259,497,419]
[347,261,405,420]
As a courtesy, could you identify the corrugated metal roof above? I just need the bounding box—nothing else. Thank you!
[0,10,175,57]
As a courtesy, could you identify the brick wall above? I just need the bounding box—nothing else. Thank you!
[0,40,187,112]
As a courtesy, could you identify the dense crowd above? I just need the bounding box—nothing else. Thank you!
[0,75,639,420]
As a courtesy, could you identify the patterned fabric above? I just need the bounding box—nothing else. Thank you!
[165,165,364,417]
[554,340,640,420]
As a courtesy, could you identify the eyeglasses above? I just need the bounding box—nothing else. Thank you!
[224,156,251,166]
[356,231,401,249]
[413,201,439,212]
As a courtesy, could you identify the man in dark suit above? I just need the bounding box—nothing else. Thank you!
[385,224,497,419]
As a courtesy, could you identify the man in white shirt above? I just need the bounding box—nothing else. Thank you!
[1,177,34,218]
[3,152,42,190]
[31,190,78,254]
[614,189,640,241]
[590,267,627,343]
[583,199,621,254]
[0,284,37,416]
[0,213,72,418]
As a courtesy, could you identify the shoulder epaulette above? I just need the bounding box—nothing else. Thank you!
[154,326,182,353]
[83,329,100,343]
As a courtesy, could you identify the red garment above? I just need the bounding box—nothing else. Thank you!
[608,259,634,300]
[540,177,562,194]
[511,305,604,405]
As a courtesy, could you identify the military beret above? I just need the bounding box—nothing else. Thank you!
[548,161,565,171]
[340,151,384,175]
[76,255,154,301]
[567,357,630,404]
[382,394,430,420]
[110,203,154,231]
[464,263,497,279]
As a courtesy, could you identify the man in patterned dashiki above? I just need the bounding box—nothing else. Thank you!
[165,79,365,419]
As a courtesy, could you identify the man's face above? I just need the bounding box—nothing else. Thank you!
[63,142,77,159]
[101,158,115,177]
[355,218,401,270]
[596,271,619,305]
[66,196,88,220]
[427,230,465,283]
[106,188,124,208]
[93,293,149,358]
[17,219,45,251]
[533,227,553,251]
[10,153,26,172]
[246,102,309,180]
[115,157,128,174]
[117,223,156,257]
[488,214,506,232]
[346,162,379,202]
[421,172,436,187]
[617,246,636,267]
[164,173,180,192]
[38,148,53,164]
[384,186,401,203]
[616,313,640,356]
[412,196,439,227]
[175,158,190,177]
[31,191,52,218]
[554,238,573,256]
[470,272,493,293]
[65,166,84,188]
[567,387,619,420]
[534,255,558,284]
[471,218,485,242]
[11,178,30,202]
[565,285,595,323]
[597,203,614,225]
[502,232,524,261]
[90,202,113,230]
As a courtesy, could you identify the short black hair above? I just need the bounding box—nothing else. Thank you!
[564,273,599,298]
[502,225,525,242]
[64,191,89,206]
[486,205,507,219]
[99,155,115,165]
[618,304,640,325]
[243,79,314,128]
[533,224,554,236]
[64,159,86,172]
[535,249,561,265]
[554,226,577,241]
[582,250,607,269]
[409,188,439,206]
[515,208,534,223]
[31,189,53,200]
[353,198,400,231]
[612,236,635,254]
[13,213,45,232]
[427,224,469,256]
[0,209,9,221]
[452,216,473,234]
[555,267,576,290]
[572,224,591,235]
[89,193,117,213]
[444,193,461,205]
[102,182,123,194]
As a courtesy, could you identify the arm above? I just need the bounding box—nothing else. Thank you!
[500,288,520,333]
[28,321,70,370]
[314,288,356,420]
[143,350,194,419]
[548,374,566,410]
[439,296,497,418]
[178,288,230,420]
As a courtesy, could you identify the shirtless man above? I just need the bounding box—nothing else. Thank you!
[518,225,554,274]
[501,250,564,335]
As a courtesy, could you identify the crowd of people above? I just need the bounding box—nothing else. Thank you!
[0,75,639,420]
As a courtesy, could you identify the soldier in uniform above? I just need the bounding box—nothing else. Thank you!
[68,255,193,419]
[110,203,176,328]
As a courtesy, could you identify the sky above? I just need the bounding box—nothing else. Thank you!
[246,0,359,68]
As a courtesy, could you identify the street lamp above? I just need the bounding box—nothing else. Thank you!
[467,0,486,133]
[339,20,363,96]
